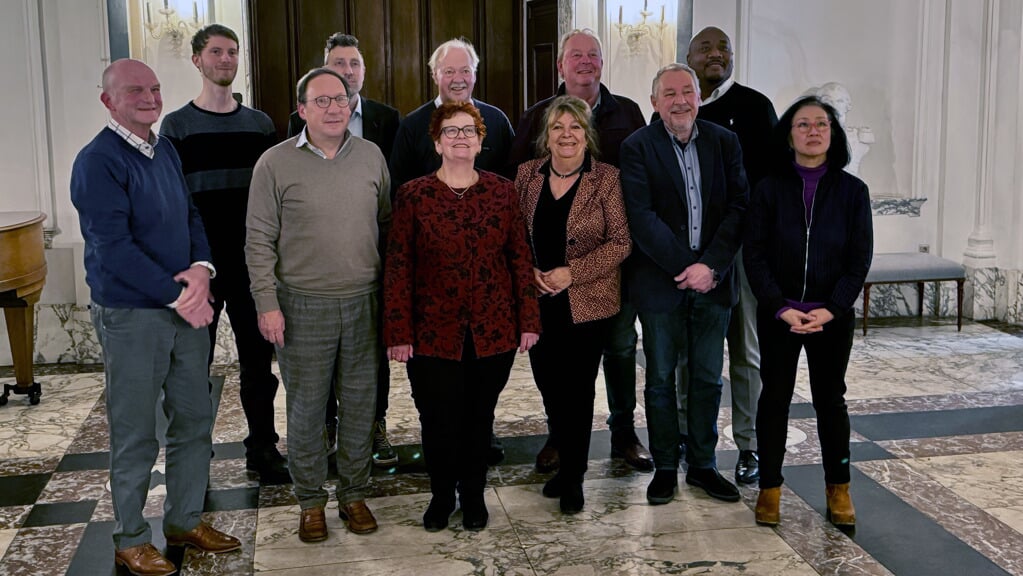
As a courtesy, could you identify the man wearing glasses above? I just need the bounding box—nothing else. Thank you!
[246,68,391,542]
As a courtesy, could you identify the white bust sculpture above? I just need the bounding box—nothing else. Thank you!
[809,82,874,177]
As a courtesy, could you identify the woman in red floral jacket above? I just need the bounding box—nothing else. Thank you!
[515,96,632,514]
[383,102,540,533]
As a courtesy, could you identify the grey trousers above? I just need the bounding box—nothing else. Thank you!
[90,304,212,550]
[276,289,377,509]
[677,255,762,451]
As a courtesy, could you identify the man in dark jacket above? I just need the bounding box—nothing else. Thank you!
[621,63,748,506]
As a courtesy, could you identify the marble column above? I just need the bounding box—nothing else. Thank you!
[962,0,1000,320]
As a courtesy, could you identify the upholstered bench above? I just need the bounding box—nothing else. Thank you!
[861,252,966,335]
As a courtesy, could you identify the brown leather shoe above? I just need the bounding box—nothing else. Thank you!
[339,500,378,534]
[298,507,328,542]
[166,521,241,553]
[611,433,655,471]
[114,543,177,576]
[755,487,781,526]
[825,483,856,528]
[535,442,560,472]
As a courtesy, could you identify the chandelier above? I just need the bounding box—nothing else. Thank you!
[144,1,204,54]
[614,1,669,55]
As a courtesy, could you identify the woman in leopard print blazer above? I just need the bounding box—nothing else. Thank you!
[514,95,632,514]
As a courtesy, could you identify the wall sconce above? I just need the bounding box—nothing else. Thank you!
[144,0,203,54]
[614,1,668,55]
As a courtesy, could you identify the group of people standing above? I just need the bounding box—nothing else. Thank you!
[70,20,871,576]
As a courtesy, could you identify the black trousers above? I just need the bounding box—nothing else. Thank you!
[755,309,854,489]
[407,333,514,503]
[529,295,606,484]
[207,256,280,452]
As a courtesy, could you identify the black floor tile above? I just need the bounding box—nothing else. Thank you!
[57,452,110,472]
[0,473,51,506]
[212,441,246,460]
[204,486,259,512]
[784,465,1011,576]
[852,405,1023,441]
[22,500,97,527]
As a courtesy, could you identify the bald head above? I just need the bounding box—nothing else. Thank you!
[100,59,163,138]
[686,26,733,98]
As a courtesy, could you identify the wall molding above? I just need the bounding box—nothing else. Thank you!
[22,0,58,241]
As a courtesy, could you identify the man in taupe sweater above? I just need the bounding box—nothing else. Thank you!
[246,68,390,542]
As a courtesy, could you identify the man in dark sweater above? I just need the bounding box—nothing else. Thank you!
[389,38,514,193]
[72,59,241,576]
[161,25,288,485]
[388,37,515,464]
[506,29,653,474]
[685,26,778,486]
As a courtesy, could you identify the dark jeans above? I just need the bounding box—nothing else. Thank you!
[407,333,514,504]
[529,295,606,483]
[756,310,854,489]
[602,298,638,434]
[207,258,280,452]
[638,292,730,470]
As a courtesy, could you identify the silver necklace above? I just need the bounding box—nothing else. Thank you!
[550,163,584,179]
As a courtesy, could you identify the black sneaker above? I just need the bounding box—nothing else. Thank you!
[734,450,760,485]
[646,469,678,505]
[372,419,399,467]
[246,445,291,485]
[686,467,740,502]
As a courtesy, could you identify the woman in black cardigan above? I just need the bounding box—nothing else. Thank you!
[743,95,873,529]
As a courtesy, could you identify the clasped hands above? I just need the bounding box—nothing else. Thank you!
[674,263,717,293]
[173,265,214,329]
[779,308,834,334]
[534,266,571,296]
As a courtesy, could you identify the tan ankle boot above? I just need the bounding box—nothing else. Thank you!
[825,483,856,527]
[755,487,781,526]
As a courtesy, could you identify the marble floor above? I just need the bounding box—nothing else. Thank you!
[1,318,1023,575]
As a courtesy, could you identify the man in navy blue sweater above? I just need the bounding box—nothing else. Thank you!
[71,59,240,576]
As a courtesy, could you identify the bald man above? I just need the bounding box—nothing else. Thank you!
[72,59,241,576]
[685,26,777,485]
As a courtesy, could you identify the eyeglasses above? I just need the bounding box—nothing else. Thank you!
[792,120,831,133]
[440,125,478,139]
[304,94,350,109]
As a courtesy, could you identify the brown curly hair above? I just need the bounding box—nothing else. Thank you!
[428,101,487,142]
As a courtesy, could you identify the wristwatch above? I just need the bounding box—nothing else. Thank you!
[710,268,721,283]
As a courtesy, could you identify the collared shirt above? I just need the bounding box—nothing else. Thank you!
[433,95,444,108]
[106,118,215,305]
[106,118,157,159]
[296,127,349,159]
[667,122,703,251]
[700,76,735,107]
[348,94,364,138]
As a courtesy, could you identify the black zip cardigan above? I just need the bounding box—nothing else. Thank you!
[743,164,873,319]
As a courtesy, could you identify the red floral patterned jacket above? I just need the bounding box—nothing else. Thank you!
[383,171,541,360]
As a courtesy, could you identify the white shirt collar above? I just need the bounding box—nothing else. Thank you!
[296,126,348,159]
[106,118,158,159]
[701,76,735,106]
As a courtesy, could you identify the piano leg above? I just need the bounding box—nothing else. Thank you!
[2,293,42,406]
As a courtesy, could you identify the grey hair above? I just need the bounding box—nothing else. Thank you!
[651,62,701,99]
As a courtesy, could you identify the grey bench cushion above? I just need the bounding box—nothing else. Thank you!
[866,252,966,283]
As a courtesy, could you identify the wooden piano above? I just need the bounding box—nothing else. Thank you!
[0,211,47,405]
